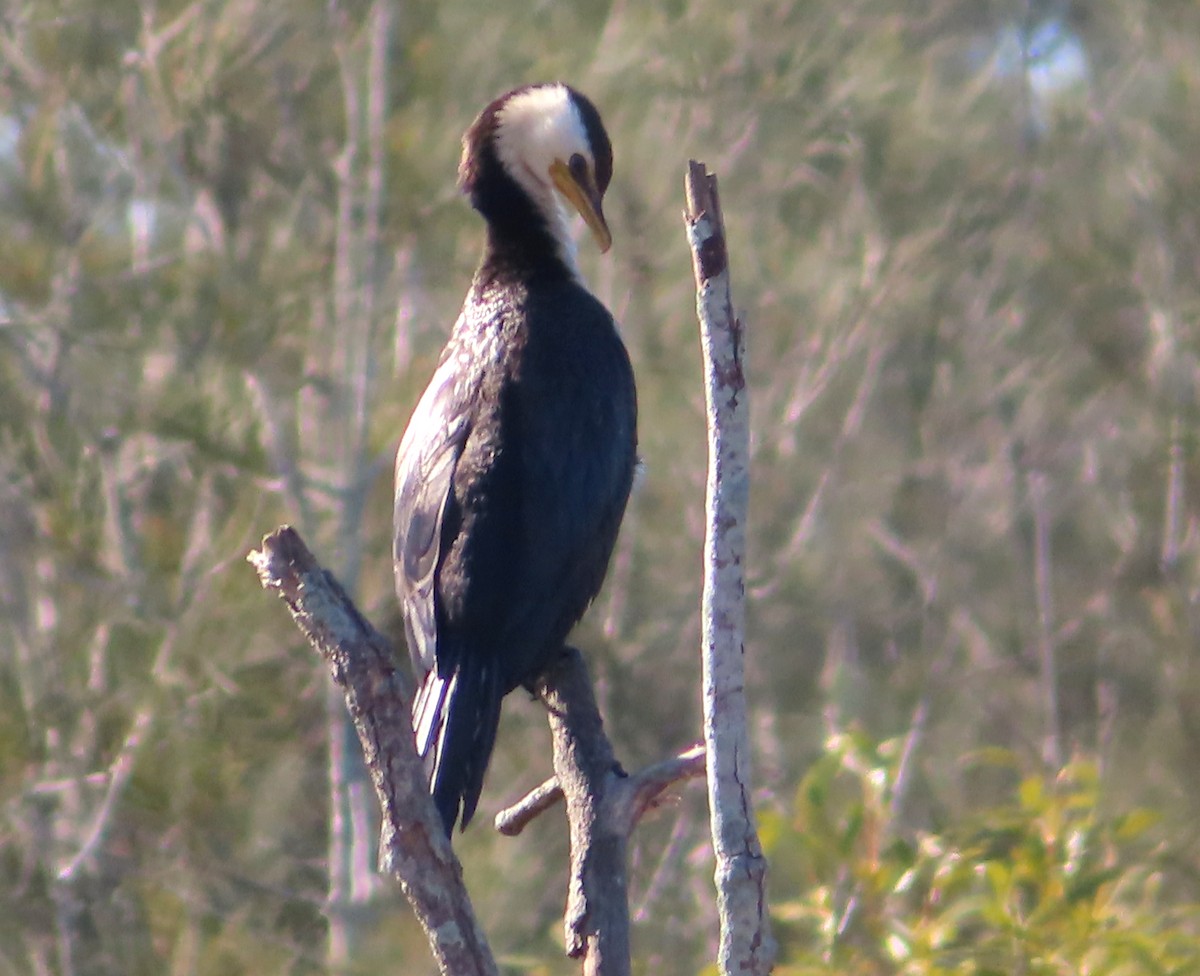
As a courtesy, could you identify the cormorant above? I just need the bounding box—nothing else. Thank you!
[393,84,638,835]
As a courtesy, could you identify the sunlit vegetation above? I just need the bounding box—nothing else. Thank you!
[3,1,1200,972]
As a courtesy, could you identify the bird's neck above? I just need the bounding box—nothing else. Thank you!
[480,221,580,286]
[469,156,582,285]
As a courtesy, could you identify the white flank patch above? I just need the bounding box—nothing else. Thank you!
[493,84,594,275]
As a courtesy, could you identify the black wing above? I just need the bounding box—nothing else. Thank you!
[394,330,516,832]
[393,345,475,680]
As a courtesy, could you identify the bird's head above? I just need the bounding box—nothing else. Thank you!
[459,83,614,261]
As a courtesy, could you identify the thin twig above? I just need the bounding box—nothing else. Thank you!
[494,744,706,837]
[1026,469,1062,769]
[494,777,565,836]
[56,707,154,883]
[1162,413,1184,572]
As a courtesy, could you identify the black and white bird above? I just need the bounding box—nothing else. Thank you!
[393,84,638,835]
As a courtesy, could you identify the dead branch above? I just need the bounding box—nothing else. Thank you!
[248,526,497,976]
[494,745,706,837]
[684,160,776,975]
[538,648,632,976]
[249,527,705,976]
[513,651,707,976]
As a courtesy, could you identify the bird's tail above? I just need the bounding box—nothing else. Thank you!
[411,657,503,835]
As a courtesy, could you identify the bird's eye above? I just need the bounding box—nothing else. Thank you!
[568,153,589,182]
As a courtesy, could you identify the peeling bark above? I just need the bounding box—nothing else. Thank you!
[684,161,776,975]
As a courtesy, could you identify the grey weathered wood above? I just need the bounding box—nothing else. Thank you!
[248,527,498,976]
[684,160,776,975]
[251,526,707,975]
[538,649,631,976]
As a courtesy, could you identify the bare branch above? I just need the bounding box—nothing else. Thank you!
[56,707,154,885]
[1162,413,1184,572]
[624,745,707,823]
[251,526,707,975]
[494,778,565,836]
[495,744,706,838]
[1026,470,1062,769]
[248,527,497,976]
[537,648,631,976]
[684,160,776,976]
[322,6,398,968]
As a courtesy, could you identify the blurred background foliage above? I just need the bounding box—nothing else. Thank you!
[2,0,1200,973]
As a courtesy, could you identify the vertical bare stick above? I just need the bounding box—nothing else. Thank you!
[683,161,775,975]
[1026,470,1062,768]
[1162,413,1184,572]
[325,3,396,966]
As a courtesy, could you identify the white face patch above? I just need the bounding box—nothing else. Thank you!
[493,84,595,275]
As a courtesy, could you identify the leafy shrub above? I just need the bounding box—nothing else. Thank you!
[764,730,1200,975]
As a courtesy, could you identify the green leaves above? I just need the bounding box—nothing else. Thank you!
[768,735,1200,975]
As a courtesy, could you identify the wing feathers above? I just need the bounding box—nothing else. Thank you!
[413,658,503,834]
